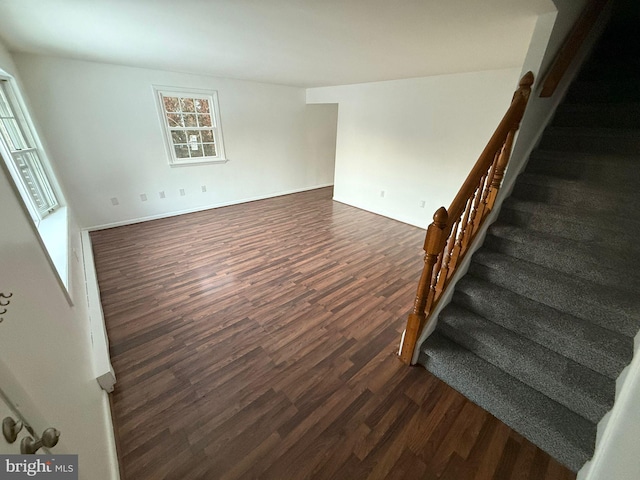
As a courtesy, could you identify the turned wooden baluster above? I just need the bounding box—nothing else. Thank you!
[486,129,516,211]
[428,226,447,305]
[476,151,500,224]
[399,207,448,364]
[437,220,459,288]
[462,177,486,248]
[449,197,474,275]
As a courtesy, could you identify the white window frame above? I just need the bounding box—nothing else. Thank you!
[0,77,59,220]
[153,86,227,166]
[0,70,70,295]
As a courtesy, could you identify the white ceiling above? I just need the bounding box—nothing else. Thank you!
[0,0,556,88]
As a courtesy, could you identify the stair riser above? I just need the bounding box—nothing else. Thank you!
[510,182,640,218]
[538,132,640,154]
[437,317,611,423]
[482,233,640,293]
[468,259,638,337]
[452,287,630,379]
[525,156,640,186]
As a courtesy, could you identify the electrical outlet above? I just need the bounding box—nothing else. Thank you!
[380,190,385,198]
[140,194,147,202]
[180,188,185,196]
[159,191,166,199]
[420,200,426,208]
[201,185,207,193]
[110,197,119,206]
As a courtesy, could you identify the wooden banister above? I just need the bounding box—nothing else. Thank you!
[539,0,609,98]
[399,72,534,364]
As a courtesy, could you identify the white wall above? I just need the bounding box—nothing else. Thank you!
[306,68,522,228]
[304,103,338,186]
[0,42,119,479]
[12,54,334,229]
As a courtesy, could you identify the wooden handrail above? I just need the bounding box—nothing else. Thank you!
[539,0,609,98]
[399,72,534,364]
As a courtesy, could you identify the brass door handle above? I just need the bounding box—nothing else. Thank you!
[2,417,23,443]
[20,428,60,454]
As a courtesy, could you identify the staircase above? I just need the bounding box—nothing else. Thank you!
[417,6,640,473]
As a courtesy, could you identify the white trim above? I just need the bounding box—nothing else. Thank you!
[37,206,70,290]
[0,73,61,218]
[87,183,335,231]
[99,393,122,480]
[81,230,116,392]
[0,151,72,305]
[331,196,426,229]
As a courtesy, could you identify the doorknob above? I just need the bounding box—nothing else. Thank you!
[20,428,60,454]
[2,416,23,443]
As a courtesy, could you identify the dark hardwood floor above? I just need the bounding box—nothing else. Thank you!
[91,187,576,480]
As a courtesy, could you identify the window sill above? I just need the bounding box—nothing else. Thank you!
[37,206,69,291]
[169,158,229,167]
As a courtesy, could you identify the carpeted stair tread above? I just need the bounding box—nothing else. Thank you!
[469,250,640,338]
[451,275,631,379]
[419,332,595,472]
[484,222,640,292]
[438,303,614,423]
[538,127,640,154]
[552,102,640,128]
[499,197,640,253]
[511,172,640,216]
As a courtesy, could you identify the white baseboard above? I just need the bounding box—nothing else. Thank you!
[80,230,116,392]
[331,196,427,229]
[88,184,334,231]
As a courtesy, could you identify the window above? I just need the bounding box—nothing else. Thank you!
[0,80,58,218]
[0,73,69,292]
[154,87,227,166]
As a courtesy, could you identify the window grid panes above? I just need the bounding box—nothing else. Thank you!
[0,82,58,216]
[160,94,218,162]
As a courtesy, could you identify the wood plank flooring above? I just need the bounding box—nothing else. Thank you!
[91,187,576,480]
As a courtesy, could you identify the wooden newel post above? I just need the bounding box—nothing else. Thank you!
[399,207,448,364]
